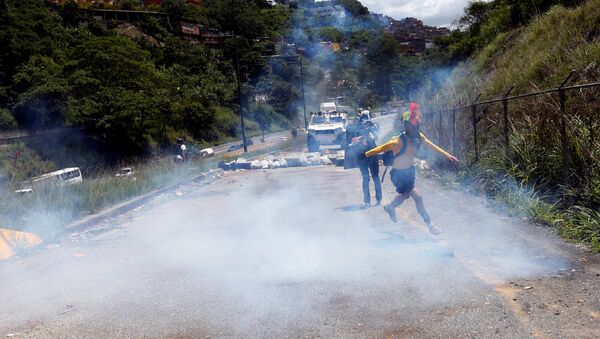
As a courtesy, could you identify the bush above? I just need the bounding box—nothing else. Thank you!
[0,109,17,131]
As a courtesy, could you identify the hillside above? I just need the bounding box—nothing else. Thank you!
[0,0,447,179]
[430,0,600,250]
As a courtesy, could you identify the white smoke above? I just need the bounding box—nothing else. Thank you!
[0,165,571,335]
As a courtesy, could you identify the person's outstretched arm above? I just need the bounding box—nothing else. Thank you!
[420,133,459,162]
[365,137,400,158]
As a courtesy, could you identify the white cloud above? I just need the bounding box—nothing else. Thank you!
[360,0,470,27]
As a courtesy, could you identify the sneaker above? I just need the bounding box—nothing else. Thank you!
[427,222,442,235]
[383,204,397,223]
[375,200,382,206]
[364,202,371,209]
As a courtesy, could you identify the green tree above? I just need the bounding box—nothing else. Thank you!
[66,36,158,90]
[359,33,403,100]
[319,27,343,42]
[439,0,586,60]
[11,56,70,129]
[0,108,17,130]
[0,0,65,96]
[160,0,195,18]
[335,0,369,16]
[116,0,142,10]
[270,80,299,119]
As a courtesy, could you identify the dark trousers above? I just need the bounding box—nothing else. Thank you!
[358,157,382,204]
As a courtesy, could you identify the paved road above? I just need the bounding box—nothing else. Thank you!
[1,166,599,338]
[212,130,293,156]
[212,115,396,156]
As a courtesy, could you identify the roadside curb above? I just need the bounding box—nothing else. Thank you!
[3,143,310,261]
[64,171,218,234]
[62,145,303,236]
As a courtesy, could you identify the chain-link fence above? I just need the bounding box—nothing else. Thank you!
[422,71,600,187]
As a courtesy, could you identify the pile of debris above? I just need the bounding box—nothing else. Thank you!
[1,228,43,260]
[218,152,338,171]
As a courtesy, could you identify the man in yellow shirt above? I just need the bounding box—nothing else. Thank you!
[365,102,459,235]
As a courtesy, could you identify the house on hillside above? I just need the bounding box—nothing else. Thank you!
[308,4,346,19]
[174,19,230,47]
[399,38,426,55]
[254,93,269,103]
[179,21,201,35]
[320,41,341,52]
[387,17,450,55]
[272,35,284,54]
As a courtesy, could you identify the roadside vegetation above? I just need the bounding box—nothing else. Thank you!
[3,0,598,251]
[0,0,447,236]
[0,156,216,237]
[0,0,443,175]
[428,0,600,251]
[0,135,303,237]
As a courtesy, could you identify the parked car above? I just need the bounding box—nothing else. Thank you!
[227,144,242,152]
[115,167,133,177]
[200,148,214,158]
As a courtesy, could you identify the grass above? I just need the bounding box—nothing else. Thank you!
[474,0,600,94]
[419,0,600,251]
[0,135,306,238]
[0,158,216,237]
[422,158,600,252]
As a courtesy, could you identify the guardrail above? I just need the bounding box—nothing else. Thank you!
[0,127,83,145]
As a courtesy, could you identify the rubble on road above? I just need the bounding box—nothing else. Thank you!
[0,228,43,260]
[218,151,343,171]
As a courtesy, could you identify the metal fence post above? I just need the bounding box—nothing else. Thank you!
[502,86,514,164]
[472,93,482,163]
[559,70,576,185]
[438,109,443,146]
[452,106,457,156]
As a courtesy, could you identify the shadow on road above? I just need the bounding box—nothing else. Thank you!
[335,204,365,212]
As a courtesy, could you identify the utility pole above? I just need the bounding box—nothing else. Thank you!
[297,47,308,130]
[231,0,247,152]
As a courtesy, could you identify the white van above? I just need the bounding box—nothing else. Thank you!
[15,167,83,193]
[319,102,337,113]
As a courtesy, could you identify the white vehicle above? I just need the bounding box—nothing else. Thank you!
[15,167,83,193]
[306,110,347,152]
[115,167,134,177]
[320,102,337,112]
[199,148,214,158]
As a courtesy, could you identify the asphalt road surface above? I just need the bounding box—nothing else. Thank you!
[212,130,293,156]
[213,114,395,156]
[1,166,599,338]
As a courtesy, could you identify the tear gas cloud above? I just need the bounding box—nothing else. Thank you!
[0,167,570,333]
[0,4,572,334]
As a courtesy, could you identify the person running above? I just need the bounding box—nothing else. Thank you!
[364,102,459,235]
[352,117,382,208]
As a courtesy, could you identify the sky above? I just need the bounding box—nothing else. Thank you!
[359,0,471,27]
